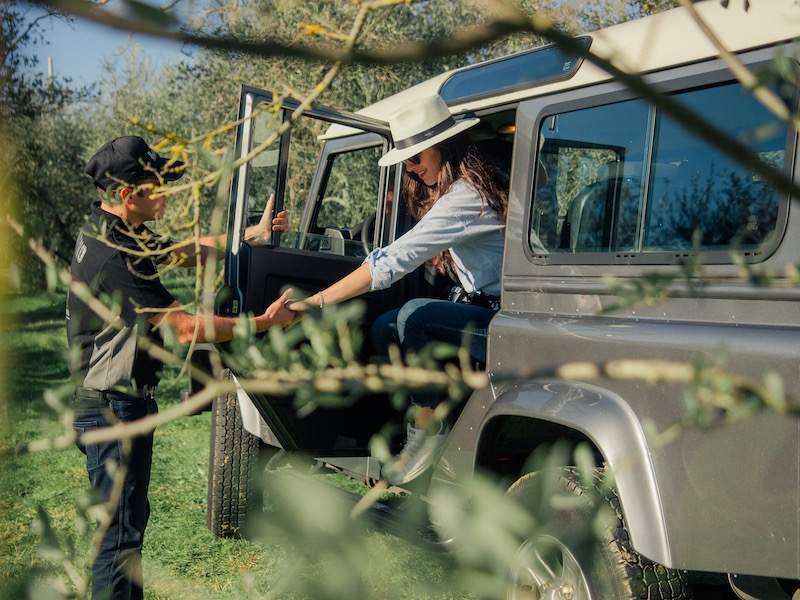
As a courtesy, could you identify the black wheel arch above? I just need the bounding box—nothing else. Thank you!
[475,414,606,487]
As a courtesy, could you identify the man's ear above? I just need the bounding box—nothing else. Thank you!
[118,187,132,206]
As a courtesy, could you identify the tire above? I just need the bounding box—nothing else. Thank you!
[506,467,690,600]
[206,371,262,539]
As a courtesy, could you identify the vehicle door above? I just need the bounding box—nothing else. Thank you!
[217,85,411,453]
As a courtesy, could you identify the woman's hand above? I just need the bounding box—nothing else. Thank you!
[286,293,319,313]
[258,289,296,329]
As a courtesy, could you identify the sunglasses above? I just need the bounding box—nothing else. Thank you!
[403,154,421,166]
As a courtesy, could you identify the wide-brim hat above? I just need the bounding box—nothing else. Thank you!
[86,136,185,190]
[378,94,480,167]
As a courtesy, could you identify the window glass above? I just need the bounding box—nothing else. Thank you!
[244,106,282,232]
[530,99,650,253]
[643,82,787,251]
[283,112,327,232]
[439,38,589,105]
[529,80,789,259]
[251,111,384,259]
[316,145,383,233]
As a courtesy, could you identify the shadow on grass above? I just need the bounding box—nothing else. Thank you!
[7,303,65,326]
[10,345,70,393]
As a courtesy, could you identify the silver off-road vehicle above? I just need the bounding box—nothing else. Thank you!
[202,1,800,598]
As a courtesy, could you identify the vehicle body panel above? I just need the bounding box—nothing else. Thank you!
[429,44,800,579]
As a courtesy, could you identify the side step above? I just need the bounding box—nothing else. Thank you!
[316,455,381,484]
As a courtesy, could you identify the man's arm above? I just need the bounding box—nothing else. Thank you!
[151,289,294,344]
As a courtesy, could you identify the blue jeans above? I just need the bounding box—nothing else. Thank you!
[370,298,496,408]
[73,391,158,600]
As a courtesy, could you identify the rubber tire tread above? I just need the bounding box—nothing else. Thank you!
[508,467,691,600]
[207,370,261,538]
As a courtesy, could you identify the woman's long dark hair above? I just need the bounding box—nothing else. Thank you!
[402,133,508,277]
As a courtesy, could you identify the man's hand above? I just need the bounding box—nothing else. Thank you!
[258,288,296,329]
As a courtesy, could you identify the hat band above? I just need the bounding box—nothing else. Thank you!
[394,116,456,150]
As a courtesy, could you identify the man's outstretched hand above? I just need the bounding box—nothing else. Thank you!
[259,288,296,329]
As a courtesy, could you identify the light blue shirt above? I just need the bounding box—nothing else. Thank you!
[365,180,505,296]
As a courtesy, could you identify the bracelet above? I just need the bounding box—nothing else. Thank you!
[317,291,325,309]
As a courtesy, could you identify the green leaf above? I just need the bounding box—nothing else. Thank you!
[573,442,596,489]
[368,433,391,463]
[550,493,589,511]
[45,261,57,291]
[763,370,787,413]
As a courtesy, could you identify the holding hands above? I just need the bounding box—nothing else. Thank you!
[259,289,297,329]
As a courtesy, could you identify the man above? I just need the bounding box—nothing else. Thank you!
[68,136,293,599]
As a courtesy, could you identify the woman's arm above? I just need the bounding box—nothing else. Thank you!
[288,262,372,311]
[289,182,488,311]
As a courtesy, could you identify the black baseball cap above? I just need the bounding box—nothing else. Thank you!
[85,136,185,190]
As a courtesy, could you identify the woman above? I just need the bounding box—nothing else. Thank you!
[289,94,507,483]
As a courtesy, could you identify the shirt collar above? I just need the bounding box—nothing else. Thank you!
[90,201,148,235]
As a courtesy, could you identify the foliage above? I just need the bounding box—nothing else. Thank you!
[10,2,798,600]
[1,5,97,290]
[3,0,676,289]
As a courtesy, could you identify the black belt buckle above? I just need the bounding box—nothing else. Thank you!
[450,286,501,311]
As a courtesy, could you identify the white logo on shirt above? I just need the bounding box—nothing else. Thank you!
[76,233,87,263]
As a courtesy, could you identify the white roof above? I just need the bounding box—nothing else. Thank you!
[323,0,800,139]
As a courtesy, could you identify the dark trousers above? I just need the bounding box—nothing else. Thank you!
[73,391,158,600]
[370,298,496,409]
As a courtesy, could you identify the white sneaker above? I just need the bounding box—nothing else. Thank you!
[381,422,447,485]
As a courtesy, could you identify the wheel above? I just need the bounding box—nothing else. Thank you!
[206,370,264,538]
[506,467,690,600]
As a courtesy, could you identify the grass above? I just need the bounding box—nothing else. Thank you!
[0,286,469,600]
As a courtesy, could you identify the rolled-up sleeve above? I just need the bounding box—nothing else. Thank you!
[364,181,486,291]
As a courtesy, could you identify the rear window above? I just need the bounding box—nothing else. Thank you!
[529,80,790,261]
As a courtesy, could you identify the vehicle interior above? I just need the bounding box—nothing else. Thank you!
[219,87,516,454]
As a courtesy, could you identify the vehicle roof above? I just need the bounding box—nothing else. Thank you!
[323,0,800,139]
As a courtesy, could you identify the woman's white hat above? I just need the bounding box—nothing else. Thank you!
[378,94,480,167]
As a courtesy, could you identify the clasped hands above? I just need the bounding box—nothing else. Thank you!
[258,289,326,329]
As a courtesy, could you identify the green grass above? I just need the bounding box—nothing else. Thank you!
[0,287,468,599]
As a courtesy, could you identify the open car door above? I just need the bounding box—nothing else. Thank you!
[217,85,410,455]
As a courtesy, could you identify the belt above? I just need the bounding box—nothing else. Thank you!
[75,386,157,404]
[448,286,501,311]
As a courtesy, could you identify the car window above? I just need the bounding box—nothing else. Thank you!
[530,99,650,253]
[529,80,789,259]
[314,145,384,254]
[643,83,786,251]
[243,108,282,231]
[241,103,385,258]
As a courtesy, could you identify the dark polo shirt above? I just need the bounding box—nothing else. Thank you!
[66,202,176,393]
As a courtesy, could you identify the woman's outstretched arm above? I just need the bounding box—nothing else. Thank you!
[288,262,372,311]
